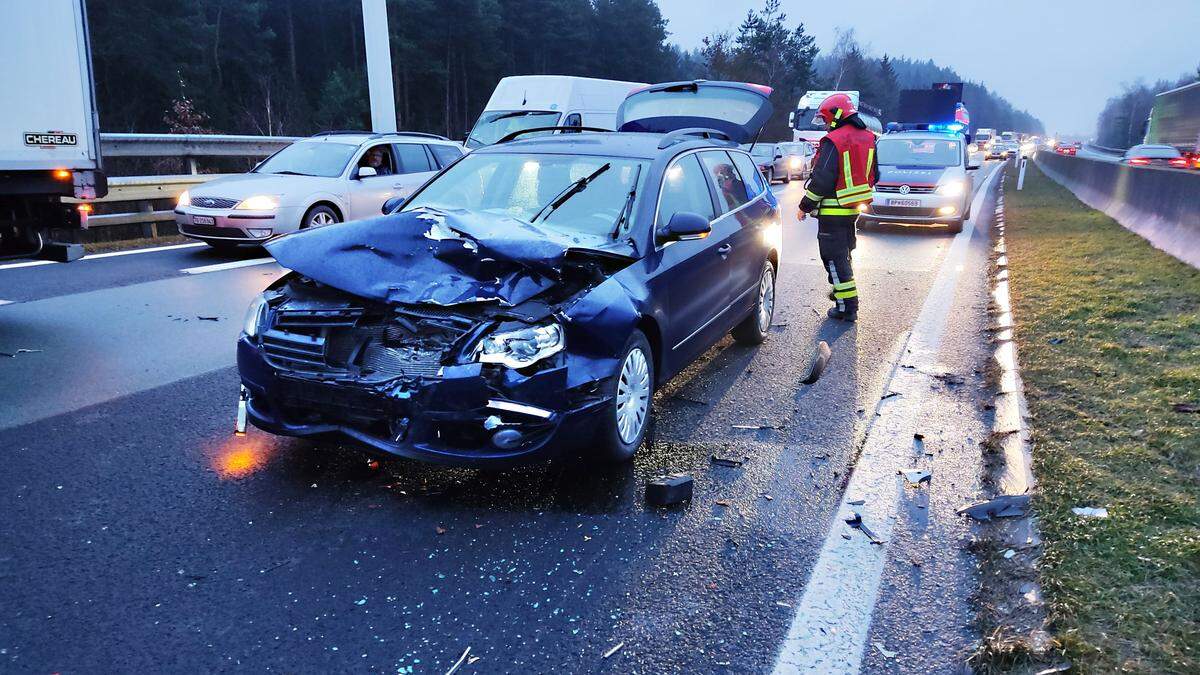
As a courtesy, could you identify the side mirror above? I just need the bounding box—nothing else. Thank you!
[382,196,405,214]
[662,211,711,243]
[357,166,377,179]
[774,152,783,159]
[967,163,980,171]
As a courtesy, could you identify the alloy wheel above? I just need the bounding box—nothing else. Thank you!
[615,347,650,444]
[757,267,775,333]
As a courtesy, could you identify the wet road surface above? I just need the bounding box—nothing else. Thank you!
[0,163,1003,673]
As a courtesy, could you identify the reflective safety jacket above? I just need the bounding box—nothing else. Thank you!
[799,113,879,217]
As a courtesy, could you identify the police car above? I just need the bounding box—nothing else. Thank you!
[859,130,977,233]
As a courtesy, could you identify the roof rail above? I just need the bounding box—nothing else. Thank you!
[496,126,611,144]
[311,130,451,141]
[656,128,734,149]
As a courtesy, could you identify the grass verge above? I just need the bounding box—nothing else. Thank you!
[84,234,190,254]
[1004,160,1199,672]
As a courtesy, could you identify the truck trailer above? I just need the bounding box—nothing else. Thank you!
[0,0,106,261]
[1143,81,1200,166]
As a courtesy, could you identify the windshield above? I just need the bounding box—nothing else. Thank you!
[254,141,357,177]
[402,153,648,240]
[792,107,824,132]
[877,138,963,168]
[749,145,774,157]
[465,110,562,148]
[779,143,806,155]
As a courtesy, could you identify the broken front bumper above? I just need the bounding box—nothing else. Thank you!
[237,337,607,467]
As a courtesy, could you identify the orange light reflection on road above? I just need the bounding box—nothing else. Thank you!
[214,435,271,479]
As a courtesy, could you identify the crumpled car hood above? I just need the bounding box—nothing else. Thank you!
[266,207,635,306]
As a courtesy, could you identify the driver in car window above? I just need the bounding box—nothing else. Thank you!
[361,147,393,176]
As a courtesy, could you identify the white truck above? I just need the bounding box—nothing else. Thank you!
[0,0,106,261]
[464,76,647,149]
[789,90,883,145]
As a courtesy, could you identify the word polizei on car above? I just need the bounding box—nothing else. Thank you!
[174,131,464,249]
[235,80,783,466]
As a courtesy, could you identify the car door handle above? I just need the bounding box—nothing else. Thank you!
[717,244,732,257]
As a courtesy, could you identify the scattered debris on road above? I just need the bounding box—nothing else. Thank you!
[731,423,782,430]
[0,348,42,358]
[1048,337,1066,345]
[845,512,884,544]
[1172,402,1200,413]
[957,494,1030,521]
[715,499,731,507]
[602,642,624,659]
[435,525,448,535]
[800,340,832,385]
[933,372,966,387]
[847,498,865,506]
[445,646,472,675]
[675,394,710,406]
[709,455,745,468]
[1071,507,1108,519]
[900,469,932,486]
[881,391,900,400]
[645,473,693,506]
[196,315,221,321]
[873,642,898,659]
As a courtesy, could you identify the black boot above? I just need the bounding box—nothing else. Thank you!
[827,306,857,322]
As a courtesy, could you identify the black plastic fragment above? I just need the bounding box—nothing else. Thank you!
[801,341,832,385]
[956,494,1031,521]
[646,473,693,506]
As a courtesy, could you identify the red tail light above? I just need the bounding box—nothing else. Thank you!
[1128,158,1150,165]
[1169,158,1187,167]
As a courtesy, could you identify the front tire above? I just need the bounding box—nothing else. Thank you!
[302,204,340,229]
[732,260,776,345]
[767,167,776,184]
[595,331,654,463]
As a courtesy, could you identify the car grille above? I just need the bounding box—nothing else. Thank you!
[190,196,239,209]
[870,206,939,217]
[261,329,330,372]
[875,185,936,194]
[181,224,249,238]
[361,344,442,379]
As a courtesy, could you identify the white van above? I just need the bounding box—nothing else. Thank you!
[464,76,647,149]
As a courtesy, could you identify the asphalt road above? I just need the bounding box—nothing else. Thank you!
[0,162,1004,673]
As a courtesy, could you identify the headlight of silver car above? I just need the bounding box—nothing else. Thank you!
[242,293,270,338]
[476,323,564,369]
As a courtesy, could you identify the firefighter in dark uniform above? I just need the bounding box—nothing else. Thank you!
[798,93,879,322]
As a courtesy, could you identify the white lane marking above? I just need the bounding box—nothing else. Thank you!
[772,164,1003,674]
[0,300,14,306]
[180,257,276,275]
[0,260,57,271]
[84,242,205,259]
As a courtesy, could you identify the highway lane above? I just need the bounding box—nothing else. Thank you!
[0,163,1004,672]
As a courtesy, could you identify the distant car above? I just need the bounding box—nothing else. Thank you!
[1054,143,1079,156]
[985,140,1009,160]
[1122,144,1187,168]
[860,130,974,234]
[745,141,813,183]
[175,132,465,249]
[236,80,783,467]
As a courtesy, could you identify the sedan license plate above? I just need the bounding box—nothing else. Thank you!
[192,215,216,225]
[887,199,921,208]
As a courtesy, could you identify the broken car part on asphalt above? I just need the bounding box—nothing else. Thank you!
[956,494,1031,521]
[646,473,694,506]
[800,340,832,385]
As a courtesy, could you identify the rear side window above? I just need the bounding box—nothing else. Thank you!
[698,151,750,214]
[658,154,715,230]
[729,152,767,198]
[428,143,464,169]
[393,143,434,174]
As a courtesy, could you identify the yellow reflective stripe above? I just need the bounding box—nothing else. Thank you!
[836,185,873,198]
[842,151,854,189]
[834,289,859,299]
[804,189,822,201]
[819,207,859,216]
[834,108,843,120]
[833,280,857,291]
[866,148,875,176]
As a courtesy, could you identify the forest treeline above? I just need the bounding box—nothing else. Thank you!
[87,0,1042,141]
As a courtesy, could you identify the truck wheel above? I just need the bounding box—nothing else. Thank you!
[732,260,776,345]
[595,331,654,463]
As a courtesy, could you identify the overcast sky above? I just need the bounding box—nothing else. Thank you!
[656,0,1199,135]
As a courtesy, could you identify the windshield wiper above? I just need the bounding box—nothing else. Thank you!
[466,111,544,147]
[609,164,642,240]
[531,163,611,223]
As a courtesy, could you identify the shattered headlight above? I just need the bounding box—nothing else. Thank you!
[242,293,270,338]
[476,323,564,369]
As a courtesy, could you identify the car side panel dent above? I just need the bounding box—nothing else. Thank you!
[560,275,641,389]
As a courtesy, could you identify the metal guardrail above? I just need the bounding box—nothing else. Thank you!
[66,174,231,230]
[99,133,298,174]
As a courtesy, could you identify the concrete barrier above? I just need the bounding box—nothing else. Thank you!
[1035,150,1200,268]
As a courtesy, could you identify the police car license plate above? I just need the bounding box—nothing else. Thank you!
[193,215,216,225]
[888,199,921,207]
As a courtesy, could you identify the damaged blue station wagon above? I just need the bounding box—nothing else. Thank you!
[236,81,782,466]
